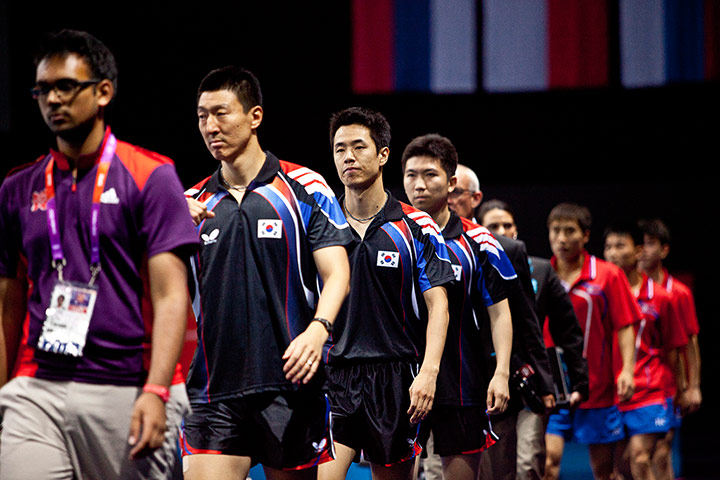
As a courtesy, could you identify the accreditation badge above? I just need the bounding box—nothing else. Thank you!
[38,281,98,357]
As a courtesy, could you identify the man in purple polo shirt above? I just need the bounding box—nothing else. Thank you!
[0,29,198,479]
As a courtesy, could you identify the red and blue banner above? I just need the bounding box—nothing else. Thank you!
[351,0,720,93]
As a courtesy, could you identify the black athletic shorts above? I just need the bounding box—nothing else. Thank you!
[181,390,333,470]
[325,359,422,466]
[419,405,499,457]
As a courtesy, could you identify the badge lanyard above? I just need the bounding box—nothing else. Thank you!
[44,132,117,286]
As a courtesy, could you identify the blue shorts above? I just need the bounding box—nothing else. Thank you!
[546,406,623,444]
[666,397,682,429]
[620,402,671,436]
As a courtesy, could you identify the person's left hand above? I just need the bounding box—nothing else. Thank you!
[616,369,635,402]
[282,321,328,384]
[542,393,556,412]
[128,392,167,459]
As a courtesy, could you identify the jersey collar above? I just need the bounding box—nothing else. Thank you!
[206,150,279,193]
[441,211,464,240]
[551,250,597,286]
[637,273,654,301]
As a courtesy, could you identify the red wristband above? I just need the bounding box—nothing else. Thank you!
[143,384,170,403]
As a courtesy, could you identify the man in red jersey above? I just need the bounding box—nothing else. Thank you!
[543,203,640,480]
[638,218,701,480]
[604,222,687,480]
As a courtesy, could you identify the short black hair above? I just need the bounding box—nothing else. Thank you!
[35,29,118,93]
[547,202,592,232]
[400,133,458,180]
[329,107,391,152]
[197,66,263,112]
[638,218,671,246]
[478,199,515,226]
[603,219,644,247]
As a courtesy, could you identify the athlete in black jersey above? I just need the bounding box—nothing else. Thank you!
[402,133,514,480]
[182,67,351,480]
[319,108,454,480]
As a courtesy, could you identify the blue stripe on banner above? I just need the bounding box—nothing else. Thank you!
[482,0,547,92]
[619,0,666,88]
[664,0,705,83]
[430,0,477,93]
[395,0,431,91]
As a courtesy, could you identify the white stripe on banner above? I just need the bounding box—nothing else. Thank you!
[430,0,477,93]
[482,0,547,92]
[620,0,666,88]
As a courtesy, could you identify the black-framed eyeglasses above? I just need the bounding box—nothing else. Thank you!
[31,78,101,100]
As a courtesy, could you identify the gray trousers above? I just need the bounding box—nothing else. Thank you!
[0,376,189,480]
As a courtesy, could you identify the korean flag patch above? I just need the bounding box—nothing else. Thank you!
[258,219,282,239]
[377,250,399,268]
[452,264,463,282]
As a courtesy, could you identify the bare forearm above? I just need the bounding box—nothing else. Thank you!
[421,286,449,374]
[488,299,512,377]
[667,348,685,392]
[312,246,351,325]
[0,278,27,387]
[146,253,188,387]
[685,335,701,388]
[617,325,636,374]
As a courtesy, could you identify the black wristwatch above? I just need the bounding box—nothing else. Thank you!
[312,317,333,334]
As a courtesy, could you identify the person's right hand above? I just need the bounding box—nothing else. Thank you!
[568,391,584,409]
[486,372,510,415]
[186,197,214,226]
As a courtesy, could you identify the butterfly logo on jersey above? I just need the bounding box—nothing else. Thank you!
[201,228,220,245]
[311,438,327,452]
[258,219,282,239]
[31,189,48,212]
[377,250,399,268]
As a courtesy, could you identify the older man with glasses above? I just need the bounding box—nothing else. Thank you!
[447,164,484,222]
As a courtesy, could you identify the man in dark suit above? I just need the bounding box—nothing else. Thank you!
[478,198,588,480]
[450,165,555,480]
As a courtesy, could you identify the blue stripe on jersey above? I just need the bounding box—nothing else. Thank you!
[253,183,313,337]
[447,238,474,298]
[189,189,229,402]
[311,190,349,230]
[381,222,420,347]
[189,252,210,402]
[412,237,433,292]
[487,247,516,282]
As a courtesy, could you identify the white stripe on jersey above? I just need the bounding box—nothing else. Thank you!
[406,211,452,265]
[465,226,502,255]
[184,188,200,196]
[407,211,443,239]
[282,171,349,231]
[287,168,337,198]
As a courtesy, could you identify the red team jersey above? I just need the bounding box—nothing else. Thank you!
[660,268,699,397]
[617,274,688,411]
[550,253,643,409]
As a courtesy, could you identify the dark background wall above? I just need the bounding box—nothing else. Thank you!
[1,2,717,477]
